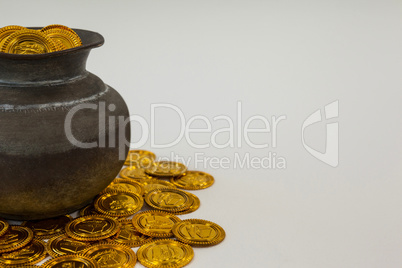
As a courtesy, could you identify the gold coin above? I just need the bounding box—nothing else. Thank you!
[120,166,153,180]
[0,29,59,54]
[0,25,27,47]
[53,39,68,50]
[145,188,193,213]
[140,179,176,195]
[79,204,122,221]
[0,239,46,266]
[172,219,225,247]
[0,226,33,253]
[137,239,194,268]
[125,150,156,167]
[0,218,9,237]
[42,254,99,268]
[170,171,215,190]
[21,215,73,239]
[80,204,99,217]
[6,265,38,268]
[46,234,91,258]
[94,190,144,217]
[108,219,153,247]
[104,178,144,196]
[145,161,187,178]
[40,24,77,35]
[83,242,137,268]
[42,28,82,49]
[65,215,121,242]
[132,210,181,238]
[173,192,200,215]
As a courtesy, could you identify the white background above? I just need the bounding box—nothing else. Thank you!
[2,0,402,267]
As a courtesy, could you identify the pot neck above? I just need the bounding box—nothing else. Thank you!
[0,50,90,86]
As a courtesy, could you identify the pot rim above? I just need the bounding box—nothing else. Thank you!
[0,27,104,60]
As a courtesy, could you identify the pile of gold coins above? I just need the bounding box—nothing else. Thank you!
[0,24,82,54]
[0,150,225,267]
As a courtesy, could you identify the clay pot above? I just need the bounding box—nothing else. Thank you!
[0,29,130,220]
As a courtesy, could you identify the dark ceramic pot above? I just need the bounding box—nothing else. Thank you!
[0,29,130,220]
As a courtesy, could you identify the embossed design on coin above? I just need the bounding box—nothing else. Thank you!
[0,25,27,48]
[1,29,59,54]
[0,226,33,253]
[145,161,187,178]
[83,242,136,268]
[137,239,194,268]
[108,220,152,248]
[42,28,82,49]
[172,192,200,215]
[171,171,215,190]
[172,219,225,246]
[132,211,181,238]
[94,190,144,217]
[104,178,144,196]
[41,254,99,268]
[22,215,72,239]
[65,215,120,242]
[0,239,46,265]
[140,179,176,195]
[80,204,99,217]
[145,189,193,213]
[79,204,120,221]
[46,234,91,257]
[120,166,153,181]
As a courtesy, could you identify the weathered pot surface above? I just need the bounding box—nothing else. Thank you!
[0,28,130,220]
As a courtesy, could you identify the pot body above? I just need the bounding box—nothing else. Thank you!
[0,30,130,220]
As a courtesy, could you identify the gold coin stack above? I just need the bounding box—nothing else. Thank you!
[0,24,82,55]
[0,150,225,267]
